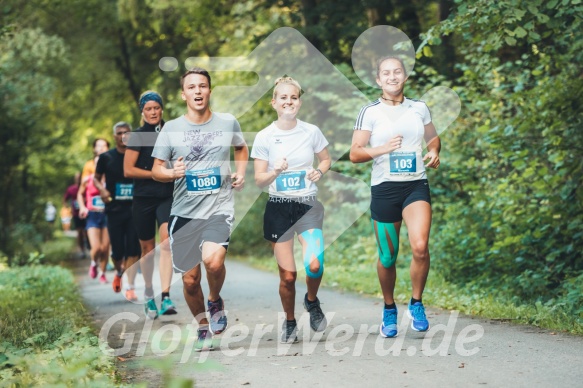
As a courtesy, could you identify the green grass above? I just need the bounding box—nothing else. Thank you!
[234,235,583,335]
[0,266,123,386]
[42,233,76,265]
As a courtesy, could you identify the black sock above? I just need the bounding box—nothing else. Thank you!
[411,297,422,305]
[384,302,396,310]
[305,293,318,305]
[287,319,297,326]
[162,292,170,300]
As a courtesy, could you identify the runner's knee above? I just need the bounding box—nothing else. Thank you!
[182,271,201,290]
[204,260,224,275]
[279,270,296,286]
[410,240,429,262]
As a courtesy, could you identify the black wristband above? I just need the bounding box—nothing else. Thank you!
[316,168,324,177]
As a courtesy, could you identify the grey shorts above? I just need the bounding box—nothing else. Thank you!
[168,214,233,273]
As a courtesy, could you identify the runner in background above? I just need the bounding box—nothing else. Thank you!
[64,172,88,257]
[45,201,57,225]
[124,91,177,318]
[78,138,110,283]
[60,206,72,231]
[94,122,141,300]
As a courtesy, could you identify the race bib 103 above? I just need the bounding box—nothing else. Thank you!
[389,151,417,174]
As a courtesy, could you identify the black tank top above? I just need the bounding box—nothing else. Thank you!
[127,121,174,198]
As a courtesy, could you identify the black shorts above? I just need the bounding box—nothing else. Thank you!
[264,196,324,243]
[168,214,232,274]
[132,196,172,241]
[73,215,86,230]
[107,209,141,261]
[370,179,431,223]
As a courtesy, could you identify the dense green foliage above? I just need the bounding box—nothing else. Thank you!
[0,0,580,320]
[418,0,583,312]
[0,266,119,386]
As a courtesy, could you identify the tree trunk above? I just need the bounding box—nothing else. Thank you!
[438,0,457,77]
[300,0,323,51]
[115,28,141,107]
[364,0,391,27]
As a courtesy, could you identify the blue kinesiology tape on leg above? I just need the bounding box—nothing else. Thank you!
[301,229,324,278]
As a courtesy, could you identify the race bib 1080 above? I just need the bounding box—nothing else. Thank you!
[186,167,221,195]
[275,171,306,192]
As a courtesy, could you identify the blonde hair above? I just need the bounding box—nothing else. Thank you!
[272,76,302,99]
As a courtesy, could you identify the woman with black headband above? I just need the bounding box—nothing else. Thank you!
[124,90,177,318]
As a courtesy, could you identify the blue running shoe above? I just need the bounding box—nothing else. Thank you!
[194,328,214,352]
[380,306,398,338]
[408,302,429,332]
[207,297,227,335]
[160,297,177,315]
[144,298,158,320]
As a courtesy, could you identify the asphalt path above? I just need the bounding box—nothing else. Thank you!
[75,256,583,387]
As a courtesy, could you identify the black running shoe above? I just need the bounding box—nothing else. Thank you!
[280,319,299,343]
[303,293,327,332]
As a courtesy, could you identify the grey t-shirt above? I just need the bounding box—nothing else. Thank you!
[152,113,246,220]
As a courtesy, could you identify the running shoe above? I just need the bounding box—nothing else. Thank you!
[280,319,299,344]
[207,297,227,334]
[407,301,430,332]
[194,328,214,352]
[89,263,98,279]
[303,294,327,332]
[144,298,158,320]
[99,273,107,284]
[112,274,122,293]
[125,289,138,302]
[380,306,398,338]
[160,297,177,315]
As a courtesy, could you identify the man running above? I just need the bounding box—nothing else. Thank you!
[93,122,141,300]
[152,67,248,351]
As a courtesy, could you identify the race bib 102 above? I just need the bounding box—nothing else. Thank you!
[275,171,306,192]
